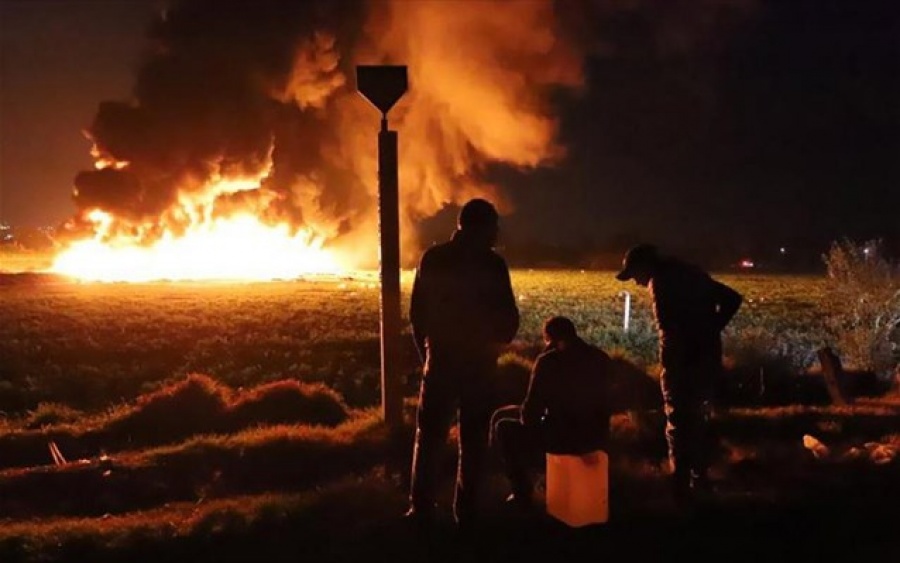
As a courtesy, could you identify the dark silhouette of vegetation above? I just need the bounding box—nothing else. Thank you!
[822,238,900,380]
[0,375,349,471]
[2,272,900,561]
[229,380,349,429]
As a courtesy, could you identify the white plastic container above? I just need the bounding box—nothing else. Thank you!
[545,450,609,527]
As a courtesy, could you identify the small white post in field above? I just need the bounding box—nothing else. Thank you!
[619,291,631,333]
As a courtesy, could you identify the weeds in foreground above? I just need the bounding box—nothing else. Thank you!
[822,239,900,378]
[0,375,350,470]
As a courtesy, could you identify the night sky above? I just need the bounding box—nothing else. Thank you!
[2,0,898,266]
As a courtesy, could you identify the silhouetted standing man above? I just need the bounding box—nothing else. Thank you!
[406,198,520,530]
[616,244,742,505]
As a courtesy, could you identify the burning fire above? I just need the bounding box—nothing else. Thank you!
[51,177,343,283]
[48,0,591,283]
[31,2,756,283]
[51,213,339,283]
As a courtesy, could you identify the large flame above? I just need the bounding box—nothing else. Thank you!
[51,176,344,282]
[51,213,340,283]
[40,1,757,283]
[50,0,590,282]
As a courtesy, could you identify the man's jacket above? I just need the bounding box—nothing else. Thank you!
[650,258,743,367]
[521,337,612,454]
[409,230,519,362]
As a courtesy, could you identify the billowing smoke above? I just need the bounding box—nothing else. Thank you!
[67,0,585,266]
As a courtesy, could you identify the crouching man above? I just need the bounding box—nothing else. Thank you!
[491,316,612,508]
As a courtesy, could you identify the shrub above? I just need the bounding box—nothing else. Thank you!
[228,380,349,428]
[721,327,810,405]
[105,373,230,442]
[822,239,900,379]
[24,403,83,429]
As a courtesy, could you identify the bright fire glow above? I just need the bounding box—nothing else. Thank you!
[51,213,341,282]
[51,176,345,282]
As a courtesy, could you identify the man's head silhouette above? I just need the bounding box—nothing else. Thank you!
[457,198,499,248]
[543,316,578,349]
[616,244,659,287]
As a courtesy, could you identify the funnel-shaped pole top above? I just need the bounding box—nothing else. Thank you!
[357,65,408,117]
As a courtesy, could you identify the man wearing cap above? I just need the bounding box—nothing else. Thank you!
[616,244,743,505]
[405,198,520,530]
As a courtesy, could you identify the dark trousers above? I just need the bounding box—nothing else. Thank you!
[660,359,719,488]
[490,405,545,498]
[409,355,496,524]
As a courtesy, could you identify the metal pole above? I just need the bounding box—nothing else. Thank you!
[378,117,403,428]
[355,64,407,429]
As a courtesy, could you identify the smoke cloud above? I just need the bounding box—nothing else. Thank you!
[66,0,585,265]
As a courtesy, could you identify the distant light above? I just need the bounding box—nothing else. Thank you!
[779,247,787,254]
[740,259,755,269]
[863,248,871,256]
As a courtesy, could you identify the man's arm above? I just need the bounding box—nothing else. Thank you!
[492,257,520,344]
[713,280,743,331]
[409,257,429,365]
[521,356,549,427]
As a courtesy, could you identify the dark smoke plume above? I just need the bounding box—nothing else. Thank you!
[68,0,754,265]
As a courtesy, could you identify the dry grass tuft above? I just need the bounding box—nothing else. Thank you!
[105,374,230,443]
[0,375,352,471]
[228,380,349,429]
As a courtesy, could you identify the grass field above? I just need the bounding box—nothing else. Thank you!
[1,270,898,562]
[0,269,835,414]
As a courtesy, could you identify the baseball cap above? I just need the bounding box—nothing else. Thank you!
[615,244,659,281]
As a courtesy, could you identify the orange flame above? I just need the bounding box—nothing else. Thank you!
[51,177,344,282]
[52,1,585,282]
